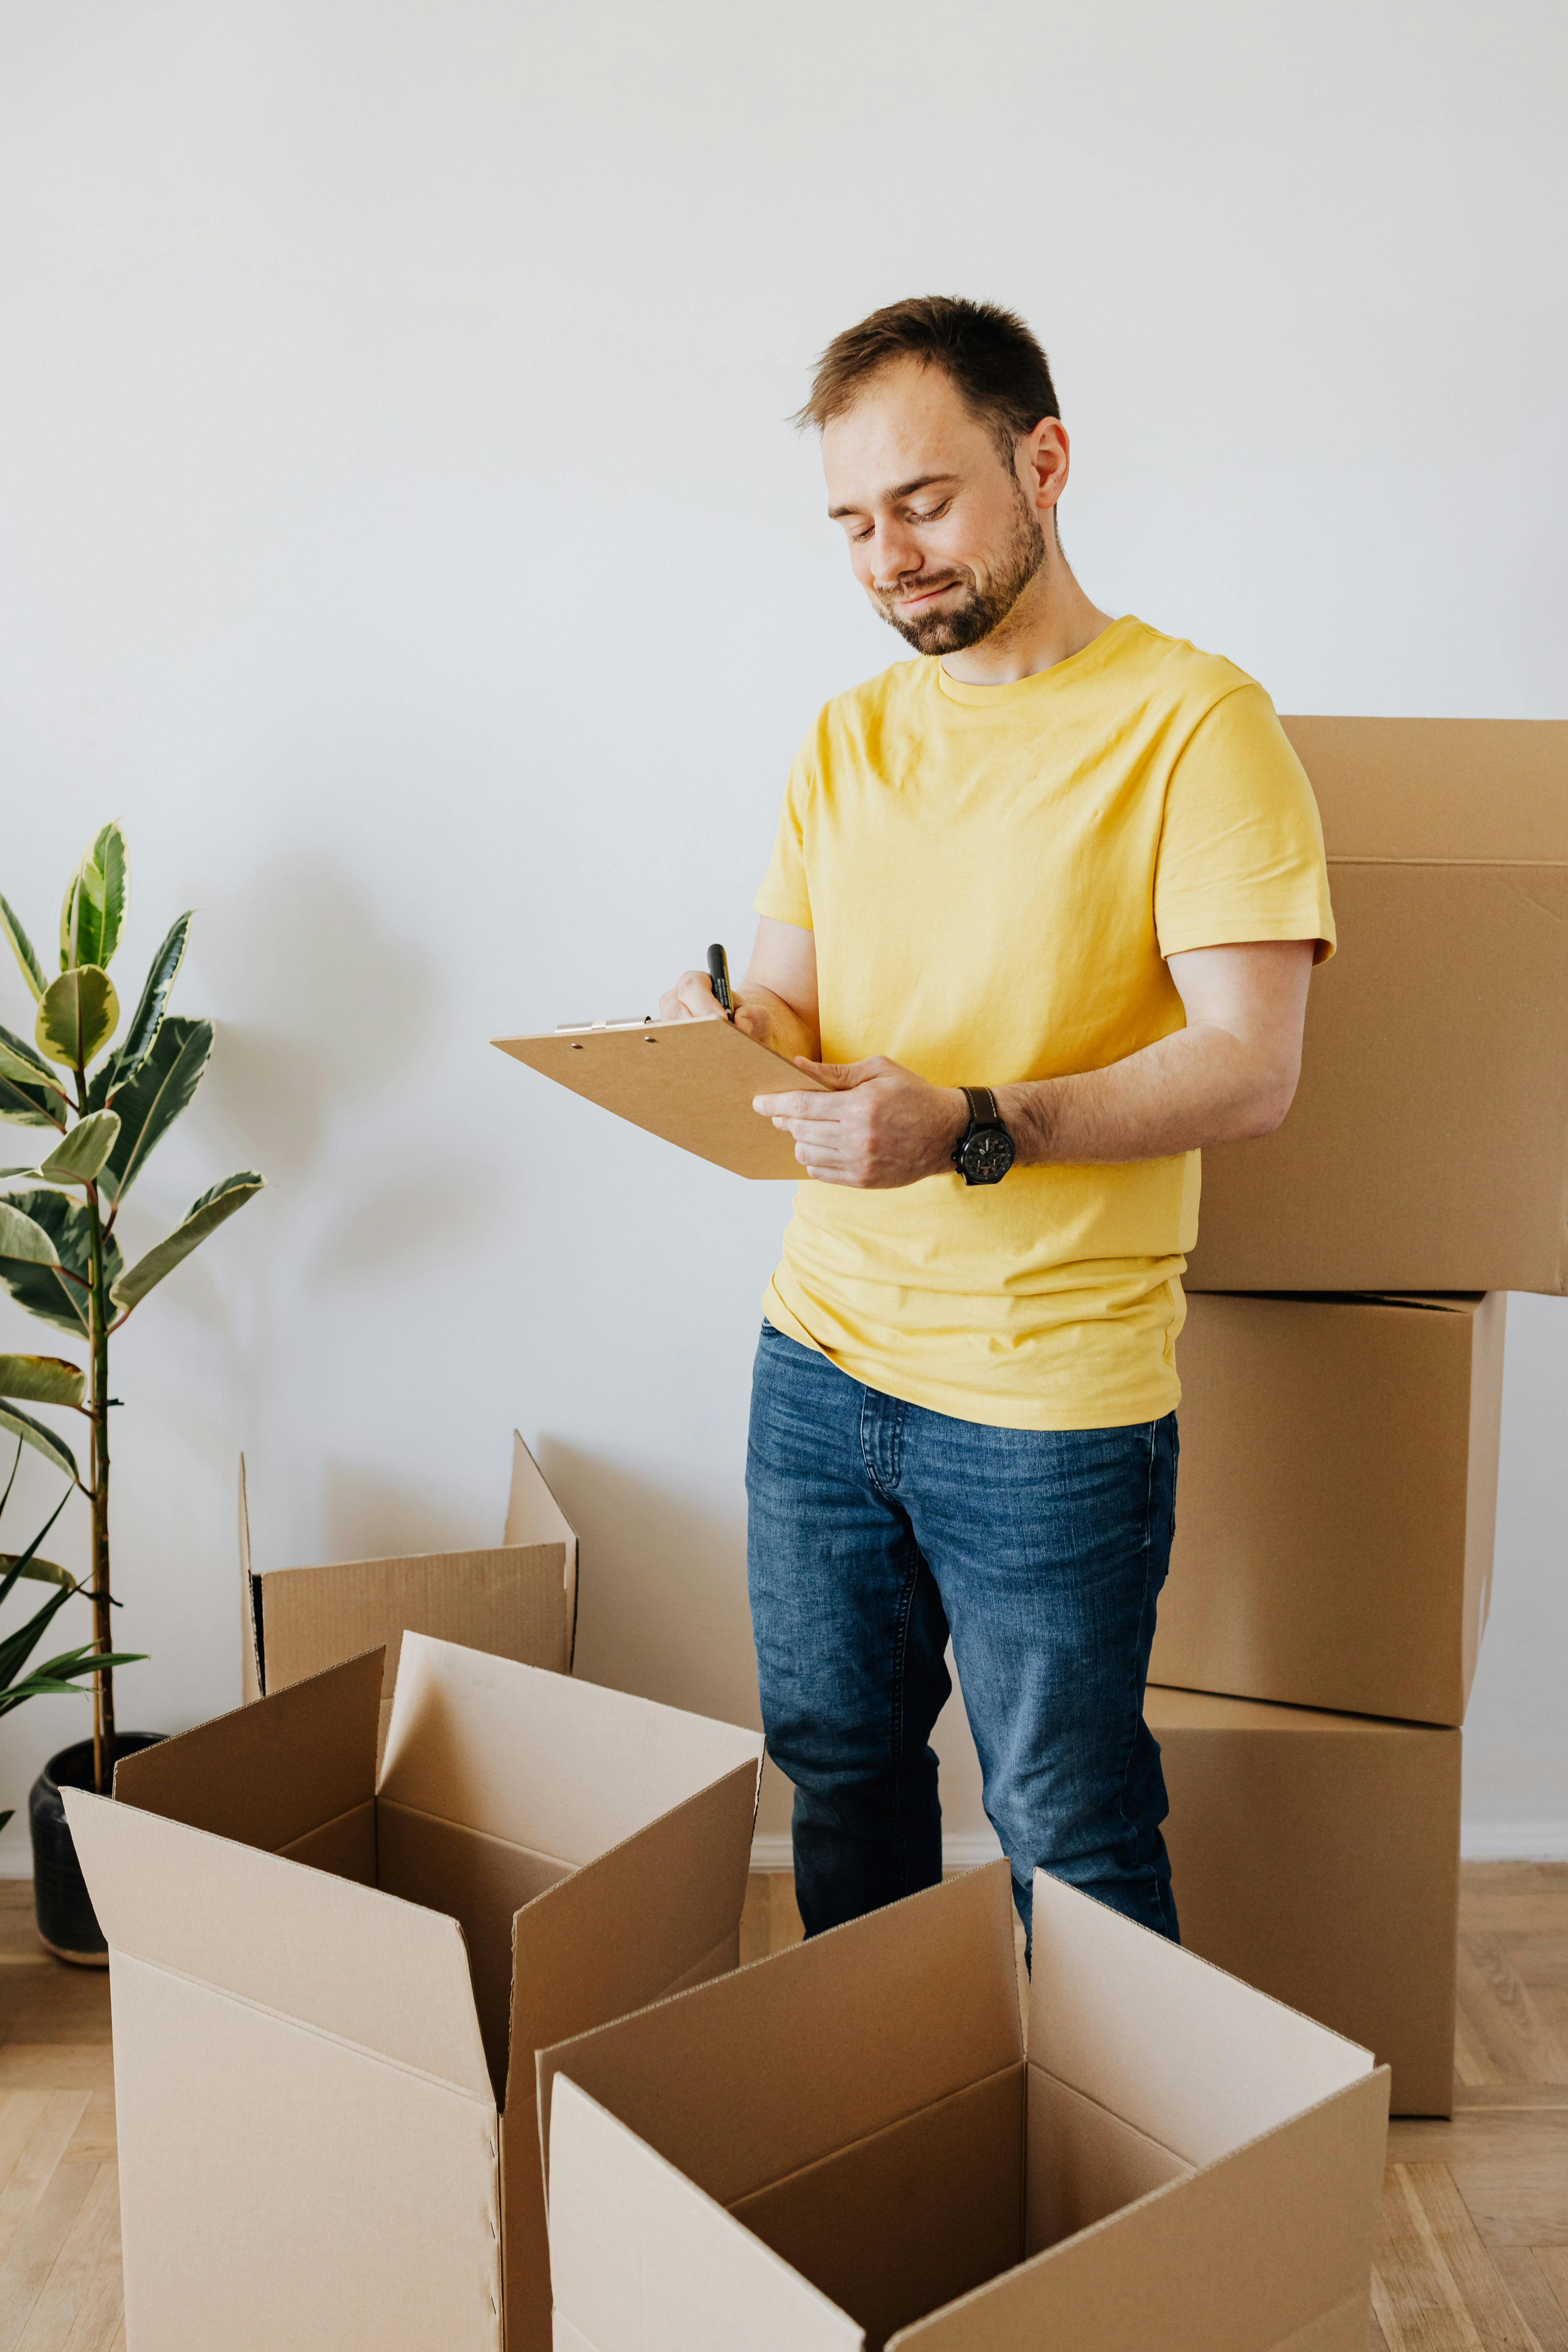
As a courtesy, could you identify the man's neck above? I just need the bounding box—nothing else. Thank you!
[939,554,1116,687]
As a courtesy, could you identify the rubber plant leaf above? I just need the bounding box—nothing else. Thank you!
[0,1200,60,1267]
[93,912,192,1107]
[0,1023,60,1092]
[111,1172,265,1316]
[35,967,119,1070]
[0,1355,85,1407]
[91,824,127,967]
[0,1187,121,1337]
[0,1401,80,1483]
[0,1554,73,1586]
[98,1015,212,1204]
[0,1073,62,1129]
[0,893,45,1002]
[37,1110,120,1188]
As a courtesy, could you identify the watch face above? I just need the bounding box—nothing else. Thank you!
[961,1126,1015,1183]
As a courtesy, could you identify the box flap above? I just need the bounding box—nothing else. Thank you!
[1282,715,1568,863]
[64,1788,493,2099]
[549,2076,864,2352]
[257,1542,572,1702]
[1027,1870,1372,2167]
[379,1633,763,1861]
[503,1431,579,1663]
[506,1759,759,2112]
[890,2067,1390,2352]
[537,1862,1022,2210]
[239,1452,261,1704]
[114,1648,382,1852]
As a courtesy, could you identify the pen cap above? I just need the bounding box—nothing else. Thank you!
[706,944,733,1009]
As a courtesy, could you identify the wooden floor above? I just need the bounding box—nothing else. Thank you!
[1,1865,1563,2347]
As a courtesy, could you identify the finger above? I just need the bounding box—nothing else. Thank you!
[792,1055,886,1090]
[754,1091,846,1120]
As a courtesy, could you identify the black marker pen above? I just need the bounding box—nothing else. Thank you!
[707,943,736,1021]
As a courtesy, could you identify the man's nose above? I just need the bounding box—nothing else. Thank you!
[865,521,923,585]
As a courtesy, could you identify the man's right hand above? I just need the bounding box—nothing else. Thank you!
[658,971,774,1047]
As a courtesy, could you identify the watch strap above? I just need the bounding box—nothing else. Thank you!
[961,1086,1001,1133]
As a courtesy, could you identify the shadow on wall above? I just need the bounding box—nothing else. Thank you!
[194,851,444,1180]
[532,1436,761,1733]
[318,1459,492,1566]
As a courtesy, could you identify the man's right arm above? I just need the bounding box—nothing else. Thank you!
[658,916,820,1063]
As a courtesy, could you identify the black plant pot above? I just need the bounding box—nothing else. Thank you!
[29,1734,165,1965]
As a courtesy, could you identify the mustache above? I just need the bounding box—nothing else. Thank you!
[872,569,971,602]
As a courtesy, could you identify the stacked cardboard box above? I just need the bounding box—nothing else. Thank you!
[1160,713,1568,2117]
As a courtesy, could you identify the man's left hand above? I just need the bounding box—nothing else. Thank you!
[754,1057,968,1188]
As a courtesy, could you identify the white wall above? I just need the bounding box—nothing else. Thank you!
[0,0,1563,1870]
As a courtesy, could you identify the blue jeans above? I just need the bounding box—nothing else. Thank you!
[746,1321,1179,1950]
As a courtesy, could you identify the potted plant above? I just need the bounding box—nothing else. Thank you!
[0,822,264,1960]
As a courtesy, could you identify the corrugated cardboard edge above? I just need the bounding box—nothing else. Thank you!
[503,1432,579,1671]
[239,1452,261,1704]
[1463,1293,1507,1701]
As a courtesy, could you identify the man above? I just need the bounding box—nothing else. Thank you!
[659,296,1333,1949]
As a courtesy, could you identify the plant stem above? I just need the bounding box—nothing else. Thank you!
[84,1152,115,1797]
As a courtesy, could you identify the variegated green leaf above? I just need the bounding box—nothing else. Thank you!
[91,825,127,967]
[0,1200,59,1266]
[0,1077,60,1129]
[0,1024,56,1088]
[0,1554,73,1586]
[0,893,44,1002]
[38,1110,119,1188]
[99,1016,211,1202]
[0,1188,119,1337]
[0,1400,79,1482]
[111,1171,264,1316]
[35,967,118,1069]
[0,1355,84,1406]
[94,912,192,1104]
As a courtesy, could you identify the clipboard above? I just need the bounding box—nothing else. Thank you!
[492,1019,828,1179]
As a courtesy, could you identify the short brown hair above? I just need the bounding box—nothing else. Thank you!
[794,295,1060,457]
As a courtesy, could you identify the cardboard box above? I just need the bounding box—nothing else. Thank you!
[539,1860,1389,2352]
[1187,715,1568,1293]
[1154,1290,1505,1725]
[1148,1686,1461,2117]
[241,1432,578,1758]
[65,1636,765,2352]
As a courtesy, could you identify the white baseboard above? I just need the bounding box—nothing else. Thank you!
[1459,1819,1568,1862]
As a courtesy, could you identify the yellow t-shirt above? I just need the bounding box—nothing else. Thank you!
[754,615,1335,1430]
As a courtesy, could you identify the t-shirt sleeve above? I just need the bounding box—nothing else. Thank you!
[753,736,816,931]
[1154,683,1336,963]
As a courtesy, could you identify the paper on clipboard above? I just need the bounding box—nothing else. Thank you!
[492,1019,828,1178]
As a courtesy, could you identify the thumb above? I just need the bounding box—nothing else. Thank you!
[794,1055,875,1091]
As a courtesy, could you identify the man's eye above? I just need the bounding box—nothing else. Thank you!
[909,503,950,523]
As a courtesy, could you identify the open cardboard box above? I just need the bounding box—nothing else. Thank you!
[65,1636,765,2352]
[540,1860,1390,2352]
[241,1432,578,1759]
[1153,1291,1505,1725]
[1149,1686,1462,2117]
[1188,715,1568,1292]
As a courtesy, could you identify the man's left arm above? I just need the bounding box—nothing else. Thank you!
[754,938,1315,1188]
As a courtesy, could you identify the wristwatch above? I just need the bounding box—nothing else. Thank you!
[952,1086,1016,1185]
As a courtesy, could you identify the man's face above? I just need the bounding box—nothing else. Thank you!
[821,358,1050,655]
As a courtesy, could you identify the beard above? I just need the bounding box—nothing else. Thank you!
[873,484,1049,655]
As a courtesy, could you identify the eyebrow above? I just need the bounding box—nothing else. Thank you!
[827,471,960,519]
